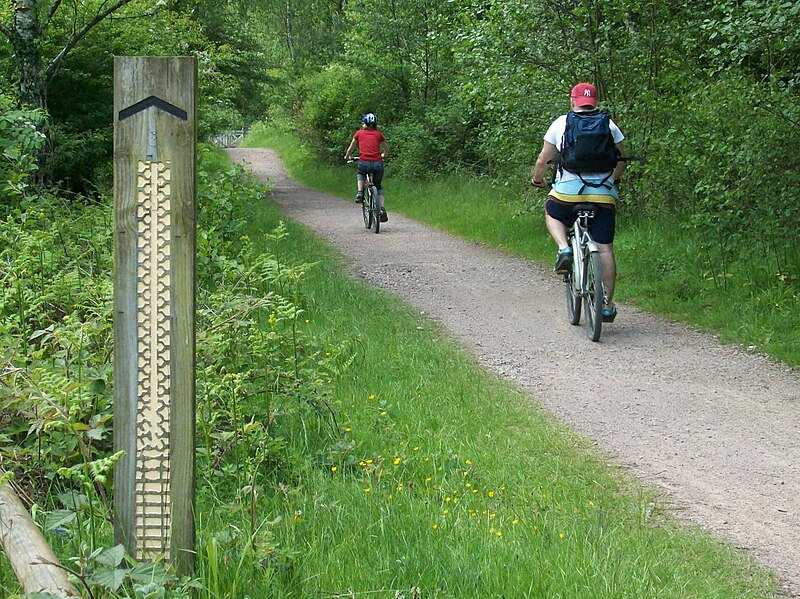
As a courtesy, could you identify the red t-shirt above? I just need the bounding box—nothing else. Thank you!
[353,129,385,162]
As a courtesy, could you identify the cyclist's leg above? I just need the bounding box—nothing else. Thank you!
[590,206,617,309]
[598,243,616,305]
[544,199,575,249]
[372,163,385,210]
[370,163,388,221]
[356,163,367,201]
[545,198,577,271]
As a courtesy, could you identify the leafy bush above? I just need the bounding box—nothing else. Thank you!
[0,92,47,203]
[297,63,380,158]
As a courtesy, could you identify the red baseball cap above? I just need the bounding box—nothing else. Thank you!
[570,82,597,107]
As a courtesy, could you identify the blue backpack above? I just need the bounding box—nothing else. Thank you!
[559,110,619,189]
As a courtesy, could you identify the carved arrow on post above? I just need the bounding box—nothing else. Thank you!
[119,96,188,121]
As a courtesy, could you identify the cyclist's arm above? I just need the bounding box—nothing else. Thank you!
[380,140,389,160]
[532,141,558,186]
[344,136,357,160]
[613,142,626,182]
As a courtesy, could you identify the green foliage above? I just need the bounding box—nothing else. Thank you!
[0,151,348,596]
[0,92,47,201]
[700,0,800,87]
[297,63,377,158]
[1,0,272,192]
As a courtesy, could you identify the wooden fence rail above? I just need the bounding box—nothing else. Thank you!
[0,475,80,597]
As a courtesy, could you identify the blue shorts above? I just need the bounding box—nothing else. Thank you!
[357,161,384,191]
[545,197,616,244]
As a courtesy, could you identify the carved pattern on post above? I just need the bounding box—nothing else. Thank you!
[135,160,172,561]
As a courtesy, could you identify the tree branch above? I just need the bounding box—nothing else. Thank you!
[44,0,65,29]
[44,0,136,82]
[0,22,12,39]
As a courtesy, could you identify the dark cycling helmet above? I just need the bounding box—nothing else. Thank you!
[362,113,378,125]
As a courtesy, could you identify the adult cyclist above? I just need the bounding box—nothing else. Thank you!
[344,113,390,223]
[531,82,626,323]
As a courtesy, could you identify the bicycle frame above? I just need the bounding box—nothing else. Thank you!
[570,212,600,289]
[566,204,606,341]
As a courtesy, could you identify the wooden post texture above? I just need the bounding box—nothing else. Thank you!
[0,477,80,597]
[113,56,196,574]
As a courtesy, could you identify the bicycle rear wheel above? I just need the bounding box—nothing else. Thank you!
[370,186,380,234]
[583,250,603,341]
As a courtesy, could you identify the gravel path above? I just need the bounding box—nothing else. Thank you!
[229,148,800,595]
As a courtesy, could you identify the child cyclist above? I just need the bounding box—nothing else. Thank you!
[344,113,390,222]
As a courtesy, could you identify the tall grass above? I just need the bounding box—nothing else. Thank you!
[245,124,800,368]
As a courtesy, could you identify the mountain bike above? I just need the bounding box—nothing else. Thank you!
[347,157,380,234]
[565,203,605,341]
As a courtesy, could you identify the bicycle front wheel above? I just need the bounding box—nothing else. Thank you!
[583,250,603,342]
[370,186,380,234]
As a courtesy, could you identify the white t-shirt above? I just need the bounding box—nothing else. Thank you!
[544,112,624,184]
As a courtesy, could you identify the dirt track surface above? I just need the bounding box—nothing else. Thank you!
[229,148,800,595]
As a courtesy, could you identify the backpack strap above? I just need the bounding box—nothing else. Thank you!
[557,112,576,181]
[576,172,613,194]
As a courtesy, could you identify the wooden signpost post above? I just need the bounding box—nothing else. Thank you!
[113,56,196,574]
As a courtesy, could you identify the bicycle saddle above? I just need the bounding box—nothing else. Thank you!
[571,203,600,213]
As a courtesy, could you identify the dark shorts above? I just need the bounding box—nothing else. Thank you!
[357,160,384,191]
[545,197,616,244]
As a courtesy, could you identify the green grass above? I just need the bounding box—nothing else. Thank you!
[244,124,800,368]
[199,142,234,172]
[207,133,781,597]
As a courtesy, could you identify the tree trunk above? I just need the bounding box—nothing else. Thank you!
[13,0,46,109]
